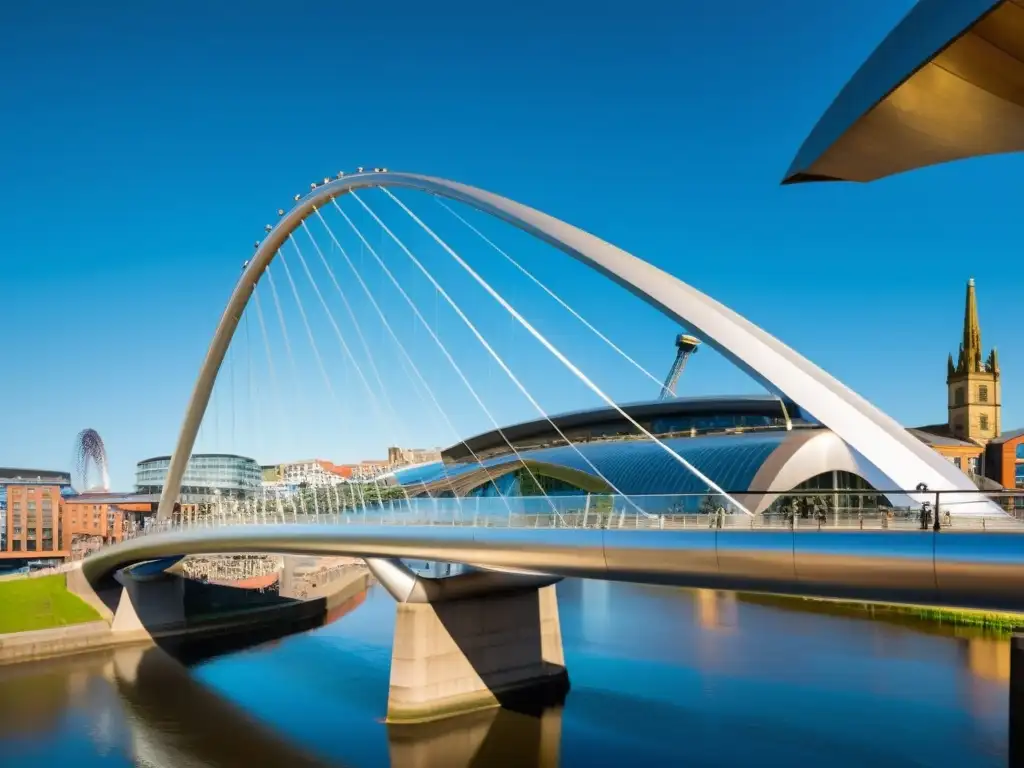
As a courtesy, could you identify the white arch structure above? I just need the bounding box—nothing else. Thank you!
[157,171,996,520]
[740,430,919,516]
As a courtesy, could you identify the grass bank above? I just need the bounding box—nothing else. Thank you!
[0,575,102,634]
[738,592,1024,636]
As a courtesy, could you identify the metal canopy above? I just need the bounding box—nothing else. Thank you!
[783,0,1024,183]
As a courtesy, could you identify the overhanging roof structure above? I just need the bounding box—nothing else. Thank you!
[440,395,802,463]
[784,0,1024,183]
[394,429,916,514]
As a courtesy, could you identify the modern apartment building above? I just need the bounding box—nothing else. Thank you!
[0,468,72,557]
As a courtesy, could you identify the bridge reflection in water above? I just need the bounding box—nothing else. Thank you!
[0,579,1011,767]
[0,644,562,768]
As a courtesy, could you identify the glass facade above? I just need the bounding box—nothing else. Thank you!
[442,396,805,464]
[135,454,261,501]
[764,471,882,518]
[397,432,788,497]
[468,470,587,498]
[516,435,785,495]
[649,413,785,435]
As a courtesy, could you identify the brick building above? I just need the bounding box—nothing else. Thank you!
[62,497,126,546]
[0,468,73,559]
[983,429,1024,490]
[61,494,160,552]
[0,464,161,562]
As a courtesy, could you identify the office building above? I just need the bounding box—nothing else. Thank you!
[135,453,261,503]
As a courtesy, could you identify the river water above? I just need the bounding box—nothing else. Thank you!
[0,580,1010,767]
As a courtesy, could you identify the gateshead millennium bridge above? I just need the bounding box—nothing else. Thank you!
[80,0,1024,725]
[78,167,1022,723]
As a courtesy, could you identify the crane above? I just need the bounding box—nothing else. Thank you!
[659,334,701,399]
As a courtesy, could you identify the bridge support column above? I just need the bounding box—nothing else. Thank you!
[110,570,187,635]
[366,558,569,724]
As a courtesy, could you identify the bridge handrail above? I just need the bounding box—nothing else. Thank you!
[122,486,1024,541]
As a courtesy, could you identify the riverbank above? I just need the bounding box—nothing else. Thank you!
[738,592,1024,635]
[0,574,102,633]
[0,567,371,665]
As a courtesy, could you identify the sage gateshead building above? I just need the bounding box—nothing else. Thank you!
[135,453,262,503]
[387,396,970,516]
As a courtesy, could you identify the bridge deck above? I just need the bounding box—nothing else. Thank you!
[83,516,1024,615]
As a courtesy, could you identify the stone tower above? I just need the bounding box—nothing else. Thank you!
[947,278,1000,443]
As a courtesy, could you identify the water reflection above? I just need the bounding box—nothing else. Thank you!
[965,637,1010,682]
[388,707,562,767]
[112,646,333,767]
[0,579,1011,767]
[694,589,738,632]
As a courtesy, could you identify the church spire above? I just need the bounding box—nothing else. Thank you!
[947,277,1000,443]
[957,277,983,373]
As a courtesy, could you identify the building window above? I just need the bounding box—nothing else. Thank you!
[968,457,979,474]
[979,385,989,403]
[980,414,990,431]
[955,388,965,406]
[953,457,962,469]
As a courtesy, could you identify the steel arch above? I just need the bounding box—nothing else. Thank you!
[156,171,994,520]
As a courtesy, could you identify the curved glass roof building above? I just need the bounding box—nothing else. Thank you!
[395,433,786,497]
[390,396,894,515]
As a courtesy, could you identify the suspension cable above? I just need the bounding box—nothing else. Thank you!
[436,198,666,390]
[264,267,311,516]
[287,233,416,515]
[315,207,510,512]
[331,200,555,513]
[311,214,492,505]
[355,190,650,517]
[278,248,382,515]
[382,188,751,516]
[253,288,295,518]
[298,222,449,505]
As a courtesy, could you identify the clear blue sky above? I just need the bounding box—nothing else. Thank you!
[2,0,1021,490]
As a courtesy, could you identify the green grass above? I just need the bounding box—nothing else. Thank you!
[0,574,102,634]
[738,591,1024,636]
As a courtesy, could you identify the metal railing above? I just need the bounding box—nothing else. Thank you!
[123,488,1024,540]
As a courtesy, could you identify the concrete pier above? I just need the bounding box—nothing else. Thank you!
[109,573,187,634]
[374,559,569,723]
